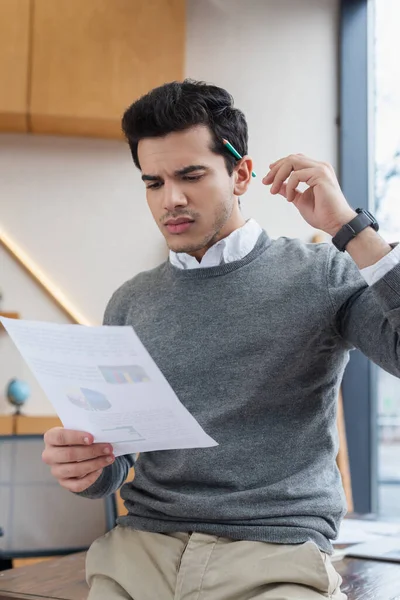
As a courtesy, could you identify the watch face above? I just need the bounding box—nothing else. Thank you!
[364,210,379,231]
[356,209,379,230]
[334,209,379,250]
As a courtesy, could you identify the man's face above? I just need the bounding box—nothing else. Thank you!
[138,126,243,257]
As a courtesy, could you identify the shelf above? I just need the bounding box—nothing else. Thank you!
[0,311,20,331]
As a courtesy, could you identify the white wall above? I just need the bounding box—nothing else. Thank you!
[0,0,338,414]
[0,245,70,414]
[186,0,339,235]
[0,135,168,324]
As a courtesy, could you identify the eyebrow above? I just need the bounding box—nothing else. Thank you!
[175,165,208,176]
[141,173,161,182]
[141,165,208,182]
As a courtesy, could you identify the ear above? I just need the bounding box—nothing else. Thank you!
[233,156,253,196]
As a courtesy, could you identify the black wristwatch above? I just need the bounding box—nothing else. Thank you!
[332,208,379,252]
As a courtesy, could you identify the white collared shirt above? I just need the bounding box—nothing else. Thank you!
[169,219,400,286]
[169,219,263,270]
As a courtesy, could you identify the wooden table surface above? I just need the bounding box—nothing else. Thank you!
[1,551,400,600]
[0,554,86,600]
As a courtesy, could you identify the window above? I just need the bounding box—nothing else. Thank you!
[340,0,400,516]
[374,0,400,516]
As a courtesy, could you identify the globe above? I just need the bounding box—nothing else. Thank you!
[6,379,30,414]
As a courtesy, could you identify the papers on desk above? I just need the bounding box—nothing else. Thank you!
[0,317,218,456]
[344,537,400,563]
[335,518,400,545]
[333,519,400,563]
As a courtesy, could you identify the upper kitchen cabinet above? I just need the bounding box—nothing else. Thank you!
[0,0,31,132]
[29,0,185,139]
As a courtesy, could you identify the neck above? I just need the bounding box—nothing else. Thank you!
[190,208,246,261]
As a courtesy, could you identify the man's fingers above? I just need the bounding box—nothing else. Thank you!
[263,160,285,185]
[42,442,113,465]
[51,455,114,480]
[264,159,296,191]
[266,158,285,173]
[42,427,115,494]
[269,154,313,169]
[270,163,294,195]
[285,169,315,202]
[59,470,104,494]
[44,427,94,447]
[285,173,300,202]
[263,155,319,189]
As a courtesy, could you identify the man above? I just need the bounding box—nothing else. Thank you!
[43,80,400,599]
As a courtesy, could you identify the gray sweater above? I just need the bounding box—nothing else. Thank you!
[79,231,400,553]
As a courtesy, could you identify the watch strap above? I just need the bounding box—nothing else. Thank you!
[332,209,379,252]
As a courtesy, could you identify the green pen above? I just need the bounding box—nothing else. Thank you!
[222,138,256,177]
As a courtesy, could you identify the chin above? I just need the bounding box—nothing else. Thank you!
[166,236,203,255]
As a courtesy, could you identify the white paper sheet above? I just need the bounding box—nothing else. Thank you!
[344,537,400,562]
[1,317,218,456]
[335,518,400,545]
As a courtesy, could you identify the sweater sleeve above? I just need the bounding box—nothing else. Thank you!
[327,243,400,378]
[76,453,135,499]
[75,283,137,499]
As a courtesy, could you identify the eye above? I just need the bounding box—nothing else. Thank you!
[182,174,203,182]
[146,181,163,190]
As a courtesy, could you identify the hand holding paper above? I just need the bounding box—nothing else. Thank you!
[0,317,217,456]
[42,427,115,493]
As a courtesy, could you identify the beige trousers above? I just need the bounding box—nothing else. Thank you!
[86,526,346,600]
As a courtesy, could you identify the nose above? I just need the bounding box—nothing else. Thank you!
[162,181,188,212]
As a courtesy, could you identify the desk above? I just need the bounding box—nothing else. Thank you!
[1,552,400,600]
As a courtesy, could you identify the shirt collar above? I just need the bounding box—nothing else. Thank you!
[169,219,263,270]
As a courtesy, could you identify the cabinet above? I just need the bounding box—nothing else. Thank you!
[29,0,185,138]
[0,0,185,138]
[0,0,30,132]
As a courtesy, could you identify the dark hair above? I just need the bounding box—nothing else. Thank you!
[121,79,248,175]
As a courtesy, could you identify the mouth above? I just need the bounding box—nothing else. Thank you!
[164,217,195,235]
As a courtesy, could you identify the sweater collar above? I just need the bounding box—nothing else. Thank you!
[169,219,263,270]
[166,230,271,279]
